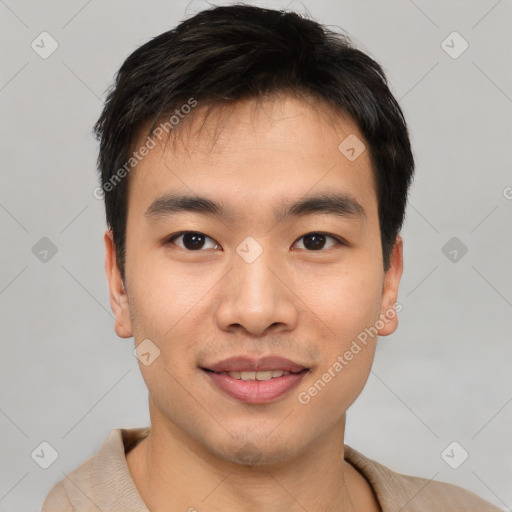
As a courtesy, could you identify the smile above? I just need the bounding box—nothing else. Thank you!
[216,370,294,380]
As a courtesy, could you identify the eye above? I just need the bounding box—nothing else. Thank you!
[292,232,343,251]
[165,231,221,251]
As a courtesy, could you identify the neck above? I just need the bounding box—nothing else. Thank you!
[126,399,379,512]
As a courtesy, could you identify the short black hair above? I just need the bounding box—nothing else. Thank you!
[94,4,414,280]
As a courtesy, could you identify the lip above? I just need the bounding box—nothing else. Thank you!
[201,355,310,404]
[202,355,307,373]
[203,368,309,404]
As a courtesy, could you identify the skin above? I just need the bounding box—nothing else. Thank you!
[105,94,403,511]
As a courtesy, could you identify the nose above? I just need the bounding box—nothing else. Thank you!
[215,249,299,337]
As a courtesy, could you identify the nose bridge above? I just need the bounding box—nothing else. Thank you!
[236,249,276,306]
[215,243,298,335]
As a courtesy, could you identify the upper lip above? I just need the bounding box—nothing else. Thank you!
[202,355,308,373]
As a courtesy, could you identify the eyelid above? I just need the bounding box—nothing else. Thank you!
[164,231,221,250]
[292,232,346,251]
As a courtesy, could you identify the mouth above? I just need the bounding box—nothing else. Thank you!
[200,355,310,404]
[202,368,308,381]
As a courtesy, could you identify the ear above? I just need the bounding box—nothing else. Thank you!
[378,235,403,337]
[104,230,133,338]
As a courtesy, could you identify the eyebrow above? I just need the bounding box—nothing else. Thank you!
[144,192,366,224]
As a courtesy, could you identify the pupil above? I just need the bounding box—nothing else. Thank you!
[304,233,325,250]
[183,232,205,250]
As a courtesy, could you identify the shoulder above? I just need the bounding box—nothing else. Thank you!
[41,480,73,511]
[40,428,150,512]
[41,455,97,512]
[344,445,502,512]
[390,472,502,511]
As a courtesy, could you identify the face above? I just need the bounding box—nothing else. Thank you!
[105,94,403,466]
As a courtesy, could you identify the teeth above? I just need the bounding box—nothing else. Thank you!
[254,371,272,380]
[225,370,291,380]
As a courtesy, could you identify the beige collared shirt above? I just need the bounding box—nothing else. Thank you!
[41,427,501,511]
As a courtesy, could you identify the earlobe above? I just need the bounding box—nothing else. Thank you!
[378,235,403,337]
[104,230,133,338]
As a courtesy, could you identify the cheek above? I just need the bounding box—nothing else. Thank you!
[304,262,383,341]
[295,263,383,407]
[126,255,219,394]
[127,251,210,341]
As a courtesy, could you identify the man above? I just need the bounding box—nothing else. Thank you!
[42,4,500,511]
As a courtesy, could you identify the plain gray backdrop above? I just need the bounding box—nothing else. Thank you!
[0,0,511,510]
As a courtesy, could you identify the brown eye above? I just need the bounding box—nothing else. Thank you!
[166,232,220,251]
[293,232,341,251]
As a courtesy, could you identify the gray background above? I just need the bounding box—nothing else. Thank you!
[1,0,511,510]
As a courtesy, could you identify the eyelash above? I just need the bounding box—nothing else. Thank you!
[163,231,346,251]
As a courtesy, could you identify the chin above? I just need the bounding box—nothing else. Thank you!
[209,434,306,468]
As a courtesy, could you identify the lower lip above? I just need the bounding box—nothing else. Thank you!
[203,370,308,404]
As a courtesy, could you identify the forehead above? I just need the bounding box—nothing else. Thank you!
[126,94,377,225]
